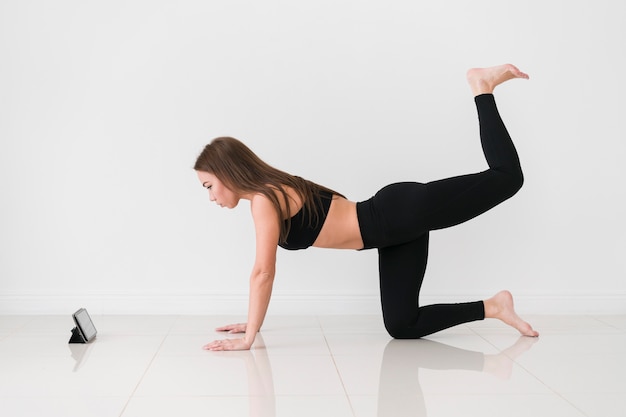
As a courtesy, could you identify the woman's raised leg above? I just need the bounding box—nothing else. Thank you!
[421,66,527,231]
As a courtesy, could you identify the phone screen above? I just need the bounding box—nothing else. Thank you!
[74,309,97,341]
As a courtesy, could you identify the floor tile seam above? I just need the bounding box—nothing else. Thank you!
[321,330,358,417]
[497,357,594,415]
[118,333,169,417]
[591,315,626,332]
[468,326,496,346]
[129,393,354,398]
[404,392,589,398]
[314,315,324,332]
[543,391,593,417]
[468,326,590,413]
[470,326,538,359]
[165,315,183,334]
[473,330,538,373]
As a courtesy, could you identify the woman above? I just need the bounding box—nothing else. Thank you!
[195,64,539,351]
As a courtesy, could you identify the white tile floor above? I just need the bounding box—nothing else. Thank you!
[1,314,625,417]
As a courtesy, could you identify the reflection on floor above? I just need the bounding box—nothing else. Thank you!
[1,314,625,416]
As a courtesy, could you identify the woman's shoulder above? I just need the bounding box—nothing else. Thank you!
[250,192,276,211]
[250,187,303,220]
[249,194,280,228]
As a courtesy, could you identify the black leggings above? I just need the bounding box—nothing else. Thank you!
[356,94,524,339]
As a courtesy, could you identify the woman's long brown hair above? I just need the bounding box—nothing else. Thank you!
[194,137,344,244]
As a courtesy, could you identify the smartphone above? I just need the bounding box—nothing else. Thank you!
[72,308,97,342]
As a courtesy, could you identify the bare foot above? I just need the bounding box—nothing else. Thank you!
[466,64,529,96]
[484,290,539,337]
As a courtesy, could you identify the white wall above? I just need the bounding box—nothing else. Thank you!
[1,0,624,315]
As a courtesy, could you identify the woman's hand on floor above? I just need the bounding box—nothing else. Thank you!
[215,323,247,333]
[203,338,251,351]
[204,323,252,351]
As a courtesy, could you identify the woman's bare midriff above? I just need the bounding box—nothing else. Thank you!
[313,197,364,250]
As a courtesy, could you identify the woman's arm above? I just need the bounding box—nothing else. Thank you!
[244,193,279,344]
[204,194,279,351]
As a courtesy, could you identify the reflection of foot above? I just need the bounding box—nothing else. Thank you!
[466,64,529,96]
[483,352,514,380]
[484,335,539,380]
[485,290,539,337]
[501,334,540,360]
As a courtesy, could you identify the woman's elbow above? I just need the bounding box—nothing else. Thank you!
[251,267,275,283]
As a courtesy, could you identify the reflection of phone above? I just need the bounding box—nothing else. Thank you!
[68,341,94,372]
[72,308,97,342]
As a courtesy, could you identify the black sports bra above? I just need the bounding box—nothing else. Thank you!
[278,191,333,250]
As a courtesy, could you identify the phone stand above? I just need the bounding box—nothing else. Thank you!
[69,326,88,344]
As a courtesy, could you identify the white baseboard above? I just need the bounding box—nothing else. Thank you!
[1,292,626,315]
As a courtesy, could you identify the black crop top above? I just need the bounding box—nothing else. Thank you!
[278,191,333,250]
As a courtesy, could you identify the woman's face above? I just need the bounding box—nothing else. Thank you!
[196,171,241,209]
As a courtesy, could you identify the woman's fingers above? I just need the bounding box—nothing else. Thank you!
[215,323,246,333]
[203,338,251,351]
